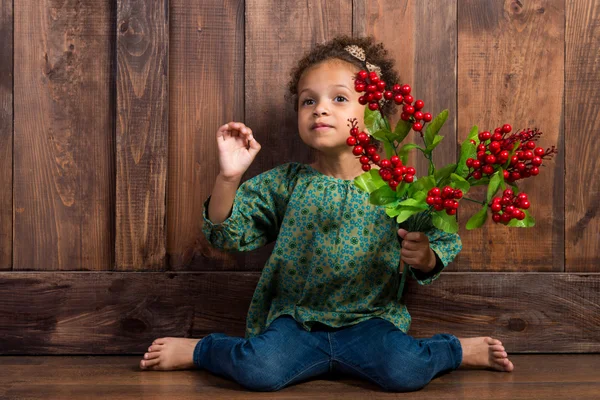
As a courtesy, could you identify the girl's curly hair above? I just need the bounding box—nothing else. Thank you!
[286,35,401,118]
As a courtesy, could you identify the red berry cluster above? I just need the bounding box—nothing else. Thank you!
[346,119,416,191]
[425,186,463,215]
[489,189,530,223]
[353,70,432,132]
[466,125,557,182]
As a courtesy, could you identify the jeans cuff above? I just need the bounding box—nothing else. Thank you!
[449,335,463,369]
[193,335,209,368]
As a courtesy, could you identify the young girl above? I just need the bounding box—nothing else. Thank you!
[139,35,514,392]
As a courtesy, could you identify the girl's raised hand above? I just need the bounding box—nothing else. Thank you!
[216,122,261,180]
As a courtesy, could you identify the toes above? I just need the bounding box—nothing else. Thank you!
[493,350,507,358]
[141,358,161,369]
[491,344,505,352]
[144,352,160,360]
[152,338,168,345]
[148,344,164,353]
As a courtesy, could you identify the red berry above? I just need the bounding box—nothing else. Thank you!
[442,186,454,198]
[443,199,453,208]
[466,158,474,168]
[414,100,424,110]
[352,146,363,156]
[503,189,514,197]
[473,171,483,179]
[426,196,435,205]
[368,102,379,111]
[366,145,377,155]
[503,170,510,179]
[526,141,536,149]
[380,159,391,168]
[446,208,457,216]
[534,147,545,157]
[358,96,367,105]
[346,137,357,146]
[502,124,512,133]
[454,189,463,199]
[516,211,526,220]
[414,111,424,120]
[517,193,528,201]
[358,70,368,80]
[499,150,510,159]
[350,127,359,136]
[390,156,400,165]
[374,91,383,100]
[520,200,530,209]
[384,91,393,100]
[404,95,414,104]
[400,85,411,95]
[516,162,526,171]
[404,174,414,183]
[360,155,370,165]
[482,165,494,175]
[366,93,374,102]
[477,151,487,161]
[523,150,534,160]
[478,131,491,141]
[393,167,403,178]
[478,144,487,152]
[486,155,497,165]
[369,71,379,82]
[491,203,502,212]
[492,213,501,223]
[366,84,377,93]
[357,133,368,142]
[377,81,386,91]
[403,104,415,114]
[530,166,539,175]
[501,213,512,223]
[434,204,444,211]
[413,122,423,131]
[531,156,542,166]
[489,141,501,154]
[492,132,503,141]
[394,94,404,104]
[429,187,441,197]
[362,164,371,172]
[355,83,366,92]
[423,113,432,122]
[392,84,402,93]
[371,154,381,163]
[406,167,416,175]
[389,180,399,190]
[472,160,482,169]
[511,171,521,180]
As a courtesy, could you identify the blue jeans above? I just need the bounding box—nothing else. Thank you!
[193,315,462,392]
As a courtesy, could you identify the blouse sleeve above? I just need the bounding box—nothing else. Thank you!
[202,163,299,252]
[407,228,462,285]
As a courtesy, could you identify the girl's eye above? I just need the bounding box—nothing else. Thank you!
[335,96,348,102]
[302,99,315,106]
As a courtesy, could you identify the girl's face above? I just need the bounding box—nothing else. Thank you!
[296,60,367,155]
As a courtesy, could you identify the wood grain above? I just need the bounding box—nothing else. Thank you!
[565,1,600,271]
[13,0,115,270]
[167,0,245,271]
[116,0,169,270]
[0,272,598,354]
[1,355,600,399]
[456,0,565,271]
[0,0,12,270]
[242,0,353,270]
[355,0,457,178]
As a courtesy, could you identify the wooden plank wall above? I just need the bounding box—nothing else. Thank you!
[0,0,598,355]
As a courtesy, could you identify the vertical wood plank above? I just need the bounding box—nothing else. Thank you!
[167,0,245,270]
[116,0,169,270]
[565,1,600,272]
[0,0,12,270]
[456,0,565,271]
[243,0,353,269]
[13,0,115,270]
[354,1,457,178]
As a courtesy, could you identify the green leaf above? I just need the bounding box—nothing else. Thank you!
[398,197,428,209]
[456,139,477,178]
[468,125,479,141]
[370,129,389,142]
[369,185,397,205]
[396,207,423,224]
[410,175,436,195]
[424,109,448,147]
[392,119,412,144]
[354,170,386,193]
[364,107,387,135]
[434,164,456,186]
[398,143,423,165]
[507,210,536,228]
[450,173,470,193]
[432,210,458,233]
[486,170,504,203]
[425,135,445,153]
[383,140,395,158]
[466,205,488,230]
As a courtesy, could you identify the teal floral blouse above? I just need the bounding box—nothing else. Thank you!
[202,163,462,339]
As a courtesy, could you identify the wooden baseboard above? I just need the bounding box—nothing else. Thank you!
[1,272,598,354]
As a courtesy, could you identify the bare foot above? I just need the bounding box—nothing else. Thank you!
[458,337,514,372]
[139,337,201,371]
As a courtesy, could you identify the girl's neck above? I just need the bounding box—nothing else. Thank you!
[310,152,365,181]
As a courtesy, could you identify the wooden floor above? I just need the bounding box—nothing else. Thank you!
[1,355,599,399]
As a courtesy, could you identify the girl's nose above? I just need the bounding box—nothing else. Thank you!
[313,106,330,116]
